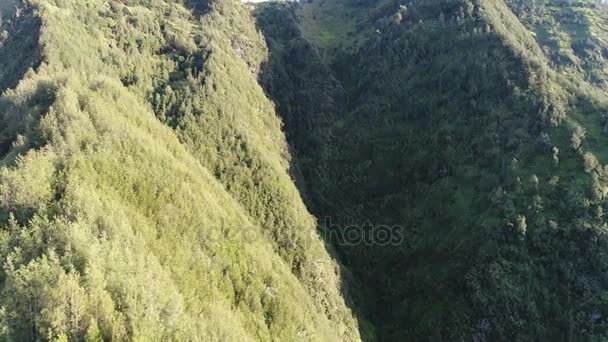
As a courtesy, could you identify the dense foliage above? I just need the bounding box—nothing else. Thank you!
[256,0,608,340]
[0,0,360,340]
[7,0,608,340]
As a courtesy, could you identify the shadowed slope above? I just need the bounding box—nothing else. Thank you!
[255,0,608,340]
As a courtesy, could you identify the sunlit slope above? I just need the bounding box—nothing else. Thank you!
[0,0,360,340]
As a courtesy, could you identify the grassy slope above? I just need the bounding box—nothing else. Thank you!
[297,0,397,60]
[298,0,367,55]
[0,0,359,340]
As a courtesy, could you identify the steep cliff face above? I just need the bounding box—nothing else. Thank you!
[0,0,359,340]
[256,0,608,340]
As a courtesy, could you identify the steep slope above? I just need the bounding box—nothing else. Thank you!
[0,0,360,340]
[256,0,608,340]
[7,0,608,340]
[507,0,608,87]
[0,0,40,92]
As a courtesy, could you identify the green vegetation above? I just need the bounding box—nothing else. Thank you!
[0,0,359,340]
[297,0,367,56]
[0,2,40,91]
[256,0,608,340]
[6,0,608,340]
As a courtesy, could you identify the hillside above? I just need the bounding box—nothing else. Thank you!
[4,0,608,340]
[0,0,359,340]
[256,0,608,340]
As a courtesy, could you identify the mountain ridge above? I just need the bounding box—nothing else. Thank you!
[0,0,360,340]
[4,0,608,340]
[256,0,608,339]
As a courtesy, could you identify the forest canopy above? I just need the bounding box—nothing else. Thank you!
[4,0,608,340]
